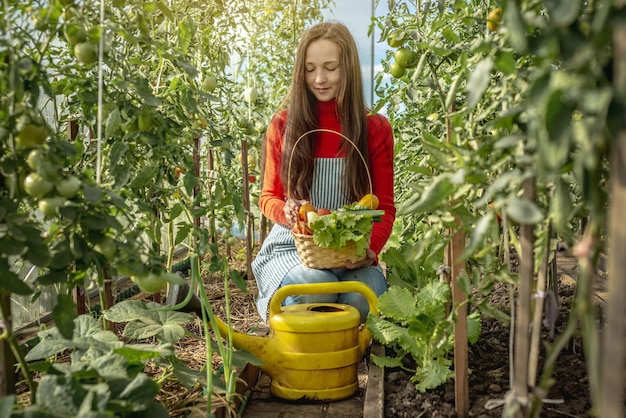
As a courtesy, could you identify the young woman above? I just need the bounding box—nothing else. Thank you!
[252,22,395,323]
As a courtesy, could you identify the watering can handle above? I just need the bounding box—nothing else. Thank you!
[269,280,379,318]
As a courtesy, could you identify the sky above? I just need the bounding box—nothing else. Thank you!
[322,0,390,107]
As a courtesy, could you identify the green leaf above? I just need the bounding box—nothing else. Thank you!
[0,258,32,295]
[109,140,129,167]
[308,207,383,257]
[467,58,492,109]
[441,27,460,43]
[550,180,574,240]
[371,354,404,368]
[465,213,495,256]
[0,395,15,418]
[105,300,193,343]
[505,196,544,225]
[105,108,122,138]
[445,72,463,110]
[82,184,103,204]
[170,356,209,388]
[413,356,453,392]
[118,373,160,409]
[399,175,455,215]
[495,50,516,75]
[545,0,581,27]
[115,343,175,364]
[377,286,419,321]
[36,374,84,417]
[52,294,77,339]
[128,165,159,189]
[504,0,528,53]
[89,352,132,380]
[134,79,162,107]
[25,328,73,361]
[368,314,420,355]
[467,310,482,344]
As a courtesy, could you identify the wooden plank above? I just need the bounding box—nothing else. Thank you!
[363,342,385,418]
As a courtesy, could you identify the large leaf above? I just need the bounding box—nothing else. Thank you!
[378,286,420,321]
[36,373,85,417]
[505,196,544,225]
[128,165,159,189]
[0,395,15,418]
[399,175,455,215]
[52,294,77,340]
[413,357,453,393]
[368,314,421,356]
[0,258,32,295]
[25,315,122,361]
[104,300,193,343]
[118,373,160,410]
[467,58,492,109]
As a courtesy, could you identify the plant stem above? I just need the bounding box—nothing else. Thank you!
[0,296,36,404]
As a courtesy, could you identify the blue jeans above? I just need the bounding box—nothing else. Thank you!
[280,265,387,323]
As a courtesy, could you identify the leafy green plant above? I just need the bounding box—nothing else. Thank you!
[103,300,194,344]
[368,281,481,392]
[308,208,385,257]
[14,315,176,417]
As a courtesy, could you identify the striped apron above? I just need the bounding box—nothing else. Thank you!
[252,158,381,321]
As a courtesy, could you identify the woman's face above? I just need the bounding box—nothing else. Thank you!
[304,39,341,102]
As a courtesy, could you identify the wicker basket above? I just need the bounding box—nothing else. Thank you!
[293,231,370,269]
[288,129,374,269]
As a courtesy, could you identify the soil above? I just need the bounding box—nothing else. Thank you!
[383,279,595,418]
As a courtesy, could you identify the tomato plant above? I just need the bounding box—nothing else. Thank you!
[372,0,619,408]
[1,0,333,416]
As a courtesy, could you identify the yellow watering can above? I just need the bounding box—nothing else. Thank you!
[209,281,379,402]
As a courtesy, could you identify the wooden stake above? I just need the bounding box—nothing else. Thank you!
[445,225,469,418]
[512,177,536,417]
[601,10,626,416]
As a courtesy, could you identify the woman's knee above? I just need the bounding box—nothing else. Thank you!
[281,265,339,306]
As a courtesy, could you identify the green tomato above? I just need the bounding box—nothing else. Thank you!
[56,175,81,198]
[138,111,153,132]
[27,149,46,170]
[203,75,217,92]
[389,62,406,78]
[23,172,53,198]
[387,30,406,48]
[244,87,258,104]
[94,237,116,260]
[74,42,97,64]
[226,236,237,246]
[16,123,48,148]
[38,196,67,218]
[394,47,417,68]
[131,272,166,294]
[64,23,87,46]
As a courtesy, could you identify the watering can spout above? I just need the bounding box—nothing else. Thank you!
[211,315,271,364]
[166,282,271,366]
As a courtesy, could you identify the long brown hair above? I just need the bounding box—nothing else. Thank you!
[279,22,370,202]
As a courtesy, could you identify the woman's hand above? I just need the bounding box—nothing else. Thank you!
[283,198,308,226]
[345,248,376,269]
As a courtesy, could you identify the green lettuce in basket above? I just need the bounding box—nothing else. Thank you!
[307,204,384,258]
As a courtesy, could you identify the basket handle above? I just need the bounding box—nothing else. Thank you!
[286,128,373,202]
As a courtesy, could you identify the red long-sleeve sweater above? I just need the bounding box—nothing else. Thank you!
[259,100,396,255]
